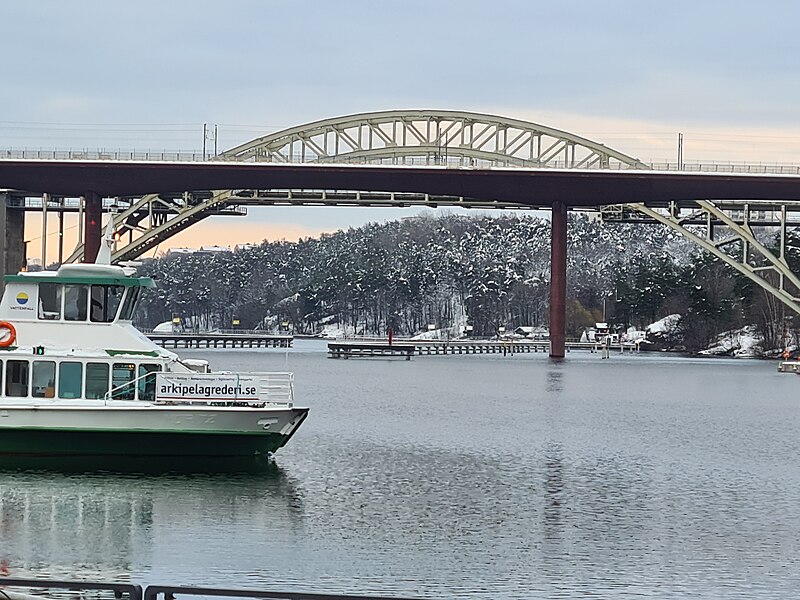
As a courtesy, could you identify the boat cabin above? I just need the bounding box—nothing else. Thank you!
[0,358,162,401]
[1,266,154,324]
[0,264,172,403]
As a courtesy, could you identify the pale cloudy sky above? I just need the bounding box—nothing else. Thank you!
[4,1,800,257]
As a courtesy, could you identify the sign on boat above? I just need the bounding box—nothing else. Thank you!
[0,226,308,460]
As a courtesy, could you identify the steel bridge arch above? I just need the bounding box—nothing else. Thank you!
[66,110,647,264]
[221,109,649,169]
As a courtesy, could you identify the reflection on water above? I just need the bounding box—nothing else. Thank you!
[3,344,800,598]
[0,463,303,583]
[545,369,563,393]
[543,442,565,541]
[0,471,144,580]
[0,455,283,476]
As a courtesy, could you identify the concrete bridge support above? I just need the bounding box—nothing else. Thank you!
[0,193,26,290]
[549,201,567,359]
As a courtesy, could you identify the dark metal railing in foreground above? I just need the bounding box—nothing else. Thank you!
[0,579,422,600]
[144,584,422,600]
[0,578,142,600]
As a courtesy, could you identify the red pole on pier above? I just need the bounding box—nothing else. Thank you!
[549,200,567,358]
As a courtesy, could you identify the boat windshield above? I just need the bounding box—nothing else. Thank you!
[90,285,124,323]
[38,283,62,320]
[118,288,141,321]
[64,285,88,321]
[39,283,135,322]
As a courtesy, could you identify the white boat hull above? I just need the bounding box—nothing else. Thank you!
[0,404,308,457]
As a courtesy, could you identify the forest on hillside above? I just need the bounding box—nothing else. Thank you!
[133,213,800,354]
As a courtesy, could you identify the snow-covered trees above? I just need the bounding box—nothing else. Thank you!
[133,213,782,351]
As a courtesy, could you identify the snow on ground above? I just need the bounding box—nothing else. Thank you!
[412,312,469,341]
[643,314,763,356]
[699,325,762,357]
[411,325,464,341]
[646,314,681,335]
[318,323,351,339]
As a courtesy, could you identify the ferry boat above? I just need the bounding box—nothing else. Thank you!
[0,232,308,459]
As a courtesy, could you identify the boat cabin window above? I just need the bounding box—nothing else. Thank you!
[111,363,136,400]
[64,285,88,321]
[32,361,56,398]
[138,363,161,401]
[38,283,62,320]
[118,288,141,321]
[5,360,29,397]
[90,285,124,323]
[85,362,110,399]
[58,362,83,399]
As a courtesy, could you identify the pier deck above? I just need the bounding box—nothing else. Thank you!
[328,339,642,358]
[147,333,293,349]
[328,342,416,359]
[777,360,800,373]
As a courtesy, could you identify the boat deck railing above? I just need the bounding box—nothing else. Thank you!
[103,370,157,403]
[102,371,295,406]
[253,371,294,405]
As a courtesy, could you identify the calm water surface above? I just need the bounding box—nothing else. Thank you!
[2,340,800,599]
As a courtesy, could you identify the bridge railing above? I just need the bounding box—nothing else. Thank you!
[0,149,210,162]
[4,148,800,174]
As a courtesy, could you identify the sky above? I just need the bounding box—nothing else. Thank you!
[4,0,800,260]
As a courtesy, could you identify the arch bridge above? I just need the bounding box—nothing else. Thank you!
[4,110,800,357]
[62,109,649,264]
[52,109,800,320]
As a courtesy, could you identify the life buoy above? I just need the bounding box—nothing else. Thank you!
[0,321,16,347]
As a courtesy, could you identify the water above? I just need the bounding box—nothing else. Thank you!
[2,340,800,598]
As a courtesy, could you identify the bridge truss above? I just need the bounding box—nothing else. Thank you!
[222,109,649,169]
[35,109,800,315]
[602,201,800,314]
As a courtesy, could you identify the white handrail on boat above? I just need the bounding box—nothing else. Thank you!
[103,370,152,403]
[255,372,294,404]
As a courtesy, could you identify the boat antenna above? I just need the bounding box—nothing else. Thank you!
[96,216,116,265]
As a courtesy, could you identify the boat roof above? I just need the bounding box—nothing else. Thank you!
[4,272,155,288]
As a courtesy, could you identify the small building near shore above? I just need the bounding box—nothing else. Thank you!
[514,326,549,339]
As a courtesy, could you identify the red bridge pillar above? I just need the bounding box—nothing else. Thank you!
[83,191,102,263]
[549,200,567,358]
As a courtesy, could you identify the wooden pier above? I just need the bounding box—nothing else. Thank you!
[328,342,416,359]
[328,338,642,358]
[147,333,293,349]
[777,360,800,373]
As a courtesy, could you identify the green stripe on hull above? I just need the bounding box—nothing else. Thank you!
[0,429,287,457]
